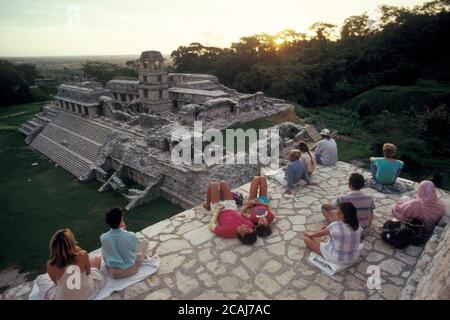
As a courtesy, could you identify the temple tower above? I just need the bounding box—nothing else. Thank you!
[138,50,172,112]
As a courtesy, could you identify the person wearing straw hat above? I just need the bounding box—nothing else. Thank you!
[314,128,338,166]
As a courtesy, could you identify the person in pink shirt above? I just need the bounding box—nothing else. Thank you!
[392,180,446,232]
[241,176,274,237]
[205,181,257,245]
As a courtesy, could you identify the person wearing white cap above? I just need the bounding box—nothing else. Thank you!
[314,128,338,166]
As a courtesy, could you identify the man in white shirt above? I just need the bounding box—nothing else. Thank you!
[314,128,338,166]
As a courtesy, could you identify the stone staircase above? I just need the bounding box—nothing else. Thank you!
[52,111,113,144]
[43,123,101,161]
[124,178,163,210]
[31,135,93,180]
[28,110,114,181]
[18,105,58,136]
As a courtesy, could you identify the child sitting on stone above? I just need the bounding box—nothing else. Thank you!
[304,202,362,266]
[205,181,257,245]
[240,176,274,237]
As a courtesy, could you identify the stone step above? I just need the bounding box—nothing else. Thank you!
[52,112,113,145]
[22,123,35,132]
[31,135,92,180]
[18,126,31,136]
[43,107,58,119]
[36,114,52,123]
[40,123,101,161]
[27,119,41,128]
[52,121,110,144]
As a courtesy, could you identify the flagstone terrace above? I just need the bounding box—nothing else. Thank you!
[3,161,450,300]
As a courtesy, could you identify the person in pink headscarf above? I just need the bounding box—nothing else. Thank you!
[392,180,446,232]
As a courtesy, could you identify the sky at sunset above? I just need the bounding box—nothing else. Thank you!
[0,0,429,56]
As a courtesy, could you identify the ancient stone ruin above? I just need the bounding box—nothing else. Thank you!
[19,50,311,210]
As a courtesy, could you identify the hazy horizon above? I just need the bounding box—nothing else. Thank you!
[1,54,142,58]
[0,0,429,57]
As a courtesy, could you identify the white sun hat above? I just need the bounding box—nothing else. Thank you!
[320,128,331,136]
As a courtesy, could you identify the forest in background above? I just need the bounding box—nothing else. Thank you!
[170,0,450,188]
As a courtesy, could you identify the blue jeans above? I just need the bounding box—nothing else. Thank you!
[315,153,323,165]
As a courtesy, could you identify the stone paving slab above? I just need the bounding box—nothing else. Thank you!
[3,162,450,300]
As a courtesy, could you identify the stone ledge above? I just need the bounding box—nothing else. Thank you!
[3,161,450,300]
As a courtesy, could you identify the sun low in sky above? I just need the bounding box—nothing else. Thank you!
[0,0,429,57]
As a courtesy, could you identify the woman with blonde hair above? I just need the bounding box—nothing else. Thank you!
[370,143,404,185]
[297,141,317,175]
[36,228,104,300]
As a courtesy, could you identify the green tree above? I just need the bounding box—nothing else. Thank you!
[0,60,33,106]
[341,14,374,38]
[308,22,337,41]
[81,61,137,84]
[16,63,39,85]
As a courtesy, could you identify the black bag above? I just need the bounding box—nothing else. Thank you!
[381,227,412,249]
[383,220,401,231]
[381,218,426,249]
[404,218,427,246]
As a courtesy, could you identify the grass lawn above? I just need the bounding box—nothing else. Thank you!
[0,102,182,280]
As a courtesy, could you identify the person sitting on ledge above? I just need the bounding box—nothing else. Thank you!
[314,128,338,166]
[100,207,150,279]
[44,228,104,300]
[370,143,404,185]
[241,176,274,237]
[268,149,314,195]
[392,180,446,232]
[297,140,317,176]
[205,180,257,245]
[304,202,362,266]
[285,149,315,194]
[321,173,375,237]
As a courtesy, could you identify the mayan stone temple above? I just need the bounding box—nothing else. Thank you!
[18,50,303,210]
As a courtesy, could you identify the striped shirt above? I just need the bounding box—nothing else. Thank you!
[335,191,375,235]
[320,221,362,265]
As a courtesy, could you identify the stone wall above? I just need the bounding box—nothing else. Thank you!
[400,212,450,299]
[138,113,170,128]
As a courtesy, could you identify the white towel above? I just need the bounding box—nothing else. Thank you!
[308,244,363,277]
[29,256,160,300]
[264,168,287,187]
